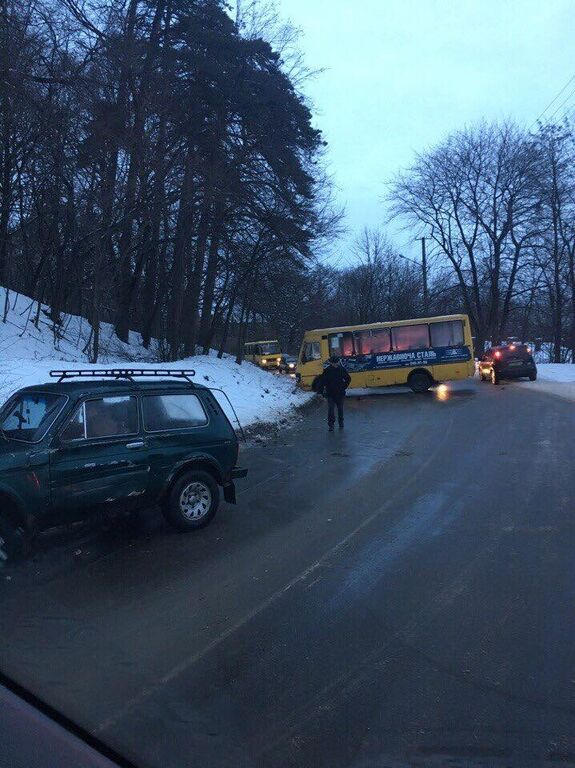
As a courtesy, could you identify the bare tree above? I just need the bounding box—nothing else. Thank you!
[390,123,540,351]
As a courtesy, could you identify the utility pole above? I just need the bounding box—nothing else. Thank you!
[236,0,242,28]
[420,237,428,315]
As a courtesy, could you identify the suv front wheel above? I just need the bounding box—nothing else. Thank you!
[164,470,219,531]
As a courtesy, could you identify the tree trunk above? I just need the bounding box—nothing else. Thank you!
[114,0,165,341]
[167,153,195,358]
[183,190,212,355]
[198,199,225,352]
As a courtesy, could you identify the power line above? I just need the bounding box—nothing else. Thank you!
[544,82,575,125]
[530,73,575,128]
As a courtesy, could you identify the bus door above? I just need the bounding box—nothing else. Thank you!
[429,319,470,381]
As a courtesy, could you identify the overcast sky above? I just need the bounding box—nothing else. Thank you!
[275,0,575,262]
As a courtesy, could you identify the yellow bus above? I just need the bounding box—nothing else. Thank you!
[244,340,287,370]
[296,314,474,393]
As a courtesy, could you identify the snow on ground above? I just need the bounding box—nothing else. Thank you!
[0,287,158,364]
[0,287,312,429]
[523,363,575,402]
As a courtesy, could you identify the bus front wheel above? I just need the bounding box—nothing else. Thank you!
[408,370,433,394]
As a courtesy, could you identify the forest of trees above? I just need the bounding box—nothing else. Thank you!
[2,1,575,363]
[0,0,339,361]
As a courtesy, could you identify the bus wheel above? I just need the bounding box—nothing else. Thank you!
[408,371,433,393]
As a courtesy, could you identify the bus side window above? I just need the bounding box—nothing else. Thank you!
[353,329,390,355]
[328,332,354,357]
[430,320,464,347]
[391,324,430,351]
[354,331,370,355]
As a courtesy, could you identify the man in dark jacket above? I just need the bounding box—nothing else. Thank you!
[313,356,352,431]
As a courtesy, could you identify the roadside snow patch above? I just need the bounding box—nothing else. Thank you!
[524,363,575,402]
[0,287,312,429]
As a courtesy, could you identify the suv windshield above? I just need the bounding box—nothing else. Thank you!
[0,392,66,443]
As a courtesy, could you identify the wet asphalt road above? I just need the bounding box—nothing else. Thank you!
[1,379,575,768]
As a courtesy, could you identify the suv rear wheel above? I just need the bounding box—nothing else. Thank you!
[163,470,219,531]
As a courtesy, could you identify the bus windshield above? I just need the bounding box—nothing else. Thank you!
[259,342,280,354]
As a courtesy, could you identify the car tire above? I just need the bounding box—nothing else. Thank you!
[0,517,28,563]
[408,370,433,393]
[529,372,537,381]
[163,470,219,532]
[490,368,499,385]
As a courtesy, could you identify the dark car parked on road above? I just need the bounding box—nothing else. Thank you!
[0,370,247,562]
[280,355,298,374]
[478,344,537,385]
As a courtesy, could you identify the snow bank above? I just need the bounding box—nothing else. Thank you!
[0,287,312,429]
[524,363,575,402]
[0,287,158,364]
[535,363,575,384]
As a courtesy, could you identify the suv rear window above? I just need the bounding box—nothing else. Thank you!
[502,344,531,358]
[143,394,207,432]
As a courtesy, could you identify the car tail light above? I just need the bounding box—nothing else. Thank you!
[494,350,502,359]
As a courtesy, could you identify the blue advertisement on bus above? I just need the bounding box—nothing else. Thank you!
[339,345,471,373]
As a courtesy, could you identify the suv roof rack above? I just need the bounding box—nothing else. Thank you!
[49,369,196,384]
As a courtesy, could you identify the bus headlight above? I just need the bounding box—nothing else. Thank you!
[262,358,267,364]
[276,357,281,363]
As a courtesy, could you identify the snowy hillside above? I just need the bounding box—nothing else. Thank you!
[0,287,312,429]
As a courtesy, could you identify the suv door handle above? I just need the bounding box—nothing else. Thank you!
[126,441,145,450]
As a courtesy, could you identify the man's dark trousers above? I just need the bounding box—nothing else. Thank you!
[327,395,345,428]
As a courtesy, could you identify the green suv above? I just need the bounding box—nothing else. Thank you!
[0,370,247,562]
